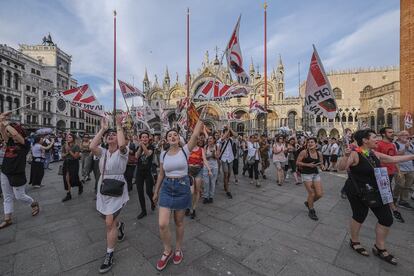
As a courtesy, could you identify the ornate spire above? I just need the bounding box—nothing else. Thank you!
[164,66,170,80]
[144,68,149,81]
[163,66,170,89]
[249,57,255,73]
[277,54,284,70]
[213,46,220,65]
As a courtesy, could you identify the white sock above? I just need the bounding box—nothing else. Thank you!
[107,248,114,254]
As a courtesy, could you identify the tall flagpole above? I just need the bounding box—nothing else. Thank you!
[264,2,268,135]
[186,8,190,98]
[113,10,117,123]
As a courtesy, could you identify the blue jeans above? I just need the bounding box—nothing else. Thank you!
[203,166,218,199]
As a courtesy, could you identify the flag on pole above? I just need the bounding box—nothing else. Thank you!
[60,84,105,116]
[130,101,156,122]
[187,102,200,132]
[118,79,145,98]
[158,103,170,131]
[225,15,249,85]
[226,111,243,121]
[304,45,337,119]
[405,111,413,129]
[249,99,267,113]
[193,79,249,101]
[175,97,190,116]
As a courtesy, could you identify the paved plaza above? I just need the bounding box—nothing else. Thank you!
[0,162,413,276]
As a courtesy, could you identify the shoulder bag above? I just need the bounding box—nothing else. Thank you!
[100,150,125,197]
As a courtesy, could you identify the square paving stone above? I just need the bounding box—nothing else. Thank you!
[270,231,338,264]
[111,246,158,276]
[230,211,265,229]
[242,243,296,275]
[198,216,242,238]
[235,223,276,247]
[260,217,313,238]
[197,229,255,261]
[0,236,49,258]
[52,226,92,255]
[199,250,258,276]
[14,242,61,276]
[278,254,356,276]
[0,255,14,275]
[308,223,347,250]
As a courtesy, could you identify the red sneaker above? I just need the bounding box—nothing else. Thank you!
[173,249,183,265]
[156,251,173,271]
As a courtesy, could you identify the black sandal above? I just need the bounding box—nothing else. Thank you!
[349,239,369,256]
[372,244,397,265]
[31,202,40,216]
[0,218,12,229]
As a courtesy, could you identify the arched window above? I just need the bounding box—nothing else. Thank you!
[6,71,11,88]
[0,95,4,113]
[14,98,20,115]
[335,114,340,122]
[13,73,19,90]
[333,87,342,100]
[48,102,51,112]
[236,123,245,133]
[316,115,321,123]
[43,101,47,111]
[386,113,393,127]
[0,68,3,86]
[370,116,375,128]
[348,114,353,122]
[6,96,12,111]
[288,111,297,129]
[355,113,358,122]
[31,97,36,110]
[341,113,347,122]
[377,108,385,130]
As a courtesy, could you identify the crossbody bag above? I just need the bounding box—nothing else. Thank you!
[100,150,125,197]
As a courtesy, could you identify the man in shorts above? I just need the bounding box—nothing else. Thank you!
[218,126,236,199]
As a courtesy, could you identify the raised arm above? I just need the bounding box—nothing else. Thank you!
[337,148,358,171]
[90,117,108,156]
[115,115,127,154]
[41,138,55,150]
[1,121,24,145]
[374,150,414,164]
[187,120,204,152]
[0,112,11,141]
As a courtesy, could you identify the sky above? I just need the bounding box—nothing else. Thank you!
[0,0,400,110]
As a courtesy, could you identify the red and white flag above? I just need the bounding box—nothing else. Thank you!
[118,79,144,99]
[225,15,249,85]
[226,112,243,121]
[193,79,249,101]
[249,99,267,114]
[176,97,190,116]
[304,45,337,119]
[158,103,170,131]
[405,112,413,129]
[60,84,104,115]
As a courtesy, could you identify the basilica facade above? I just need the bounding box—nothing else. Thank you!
[144,52,302,136]
[143,51,400,137]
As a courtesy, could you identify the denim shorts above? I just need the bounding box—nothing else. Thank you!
[159,176,191,211]
[301,173,321,183]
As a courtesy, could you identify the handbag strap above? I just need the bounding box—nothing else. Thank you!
[101,150,108,180]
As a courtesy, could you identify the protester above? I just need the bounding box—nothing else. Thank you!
[90,115,128,274]
[393,130,414,209]
[42,135,52,170]
[272,135,287,186]
[0,112,39,229]
[217,126,236,199]
[247,134,260,187]
[287,137,301,185]
[80,134,92,183]
[376,127,405,223]
[259,134,270,179]
[203,135,219,203]
[30,135,54,188]
[329,138,339,172]
[337,129,414,265]
[61,133,82,202]
[232,136,240,184]
[135,131,156,220]
[321,139,331,171]
[188,135,211,219]
[296,137,324,221]
[152,118,204,271]
[124,136,137,192]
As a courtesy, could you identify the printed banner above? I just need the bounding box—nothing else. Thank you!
[404,111,413,129]
[249,99,267,114]
[374,167,393,204]
[304,45,337,119]
[118,79,145,99]
[225,15,249,85]
[193,79,249,101]
[60,84,104,116]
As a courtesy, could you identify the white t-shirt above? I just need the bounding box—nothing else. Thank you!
[247,141,260,160]
[96,147,129,215]
[219,138,235,163]
[161,145,190,177]
[330,143,339,155]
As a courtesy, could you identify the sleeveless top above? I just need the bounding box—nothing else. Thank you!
[346,152,380,195]
[32,143,44,158]
[300,150,320,174]
[188,147,203,166]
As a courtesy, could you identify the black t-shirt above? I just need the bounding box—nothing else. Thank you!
[136,144,154,171]
[2,138,30,187]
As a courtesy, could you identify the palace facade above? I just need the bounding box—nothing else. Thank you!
[144,50,400,137]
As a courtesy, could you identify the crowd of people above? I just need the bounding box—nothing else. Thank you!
[1,110,414,272]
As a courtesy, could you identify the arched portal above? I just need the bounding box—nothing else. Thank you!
[57,120,66,131]
[330,128,339,138]
[377,108,385,131]
[288,111,297,129]
[317,129,327,138]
